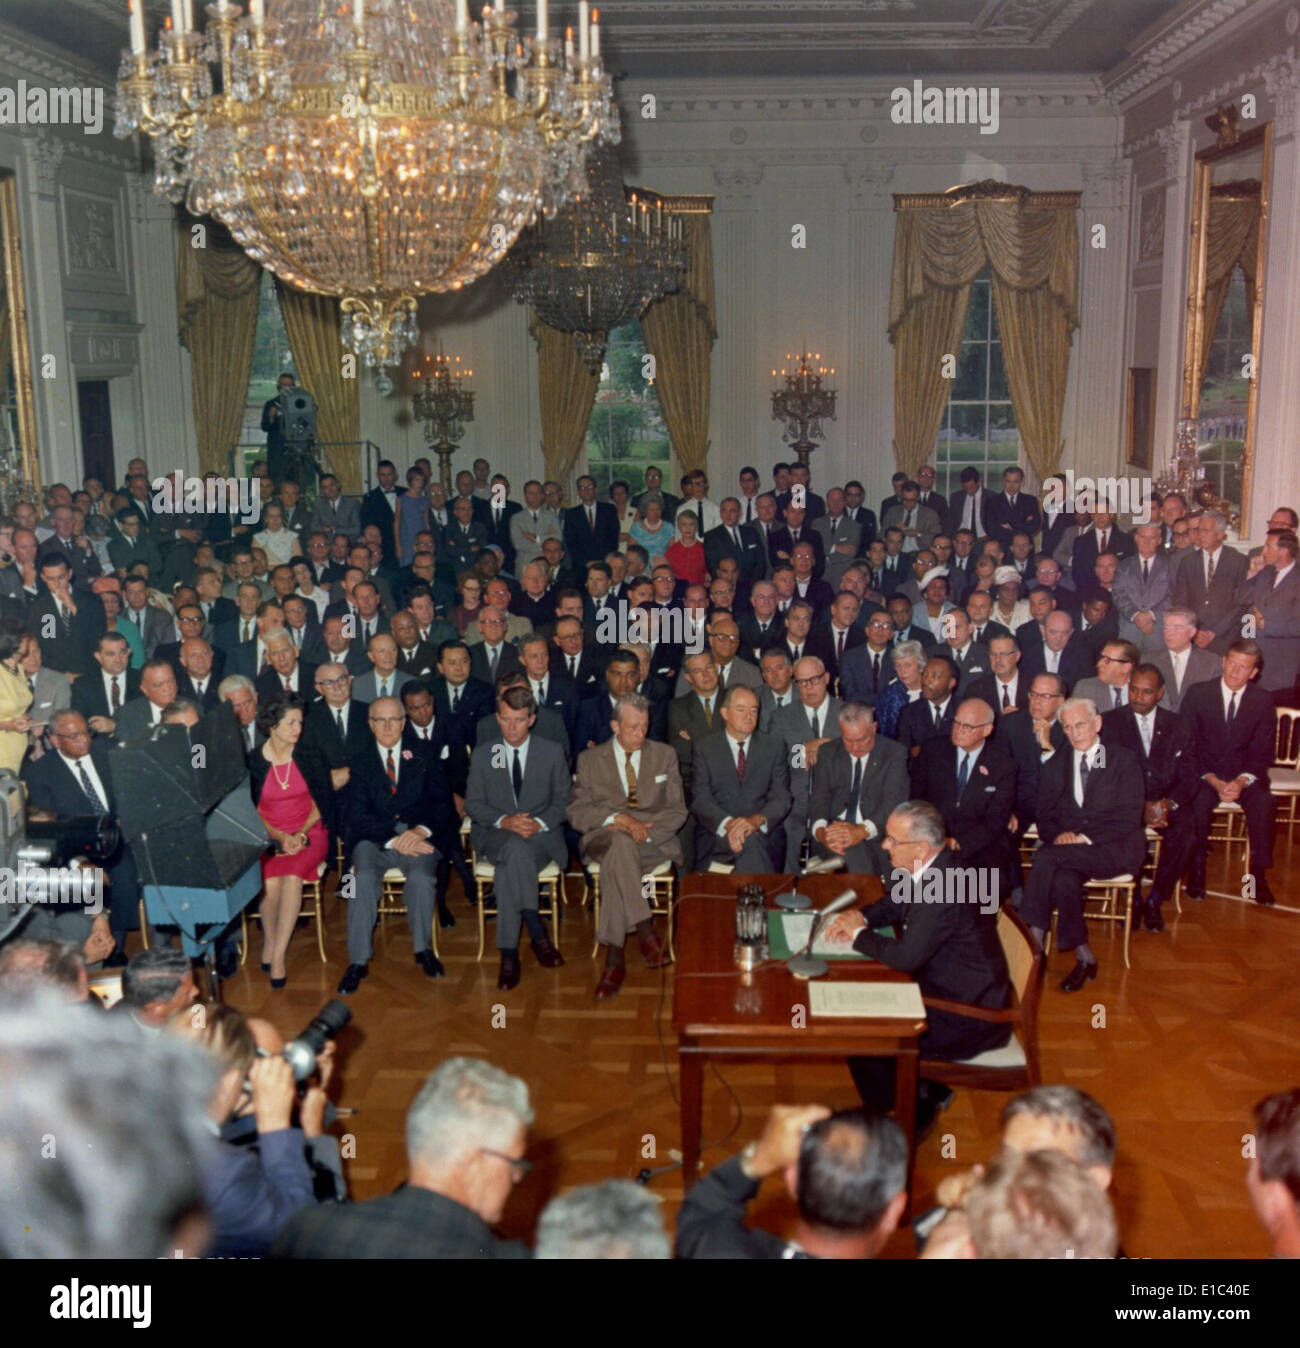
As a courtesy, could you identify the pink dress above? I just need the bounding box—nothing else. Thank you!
[260,758,330,880]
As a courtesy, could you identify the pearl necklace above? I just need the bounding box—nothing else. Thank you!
[271,757,293,791]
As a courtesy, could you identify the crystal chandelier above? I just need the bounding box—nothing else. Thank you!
[502,144,687,372]
[115,0,619,373]
[771,349,837,468]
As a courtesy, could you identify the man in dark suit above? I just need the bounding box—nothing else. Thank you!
[965,590,1011,648]
[548,614,605,699]
[938,608,991,695]
[1039,475,1078,560]
[945,468,996,541]
[966,633,1029,714]
[1099,662,1197,930]
[335,696,453,995]
[913,465,947,520]
[467,608,521,687]
[1243,529,1300,705]
[704,499,766,586]
[518,634,579,744]
[255,630,317,704]
[571,650,640,757]
[482,476,522,574]
[839,611,899,705]
[297,663,371,839]
[429,639,494,743]
[176,638,221,712]
[984,467,1041,550]
[389,609,438,681]
[1070,511,1135,589]
[465,686,570,991]
[1020,609,1092,690]
[842,480,877,547]
[474,672,572,765]
[667,651,723,800]
[260,372,297,483]
[690,686,791,871]
[1144,639,1278,909]
[823,800,1012,1127]
[29,554,104,678]
[563,476,620,572]
[107,510,163,580]
[806,593,866,688]
[38,506,102,584]
[808,701,910,874]
[359,460,405,563]
[737,581,786,663]
[441,497,489,571]
[23,709,140,962]
[896,654,959,758]
[71,631,141,738]
[509,561,557,632]
[767,507,826,579]
[274,1056,532,1260]
[1171,516,1249,657]
[1020,695,1148,990]
[675,1106,908,1261]
[910,696,1017,880]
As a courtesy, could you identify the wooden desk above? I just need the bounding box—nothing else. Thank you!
[673,873,928,1186]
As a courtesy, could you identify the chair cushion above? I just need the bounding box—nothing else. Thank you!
[1269,768,1300,791]
[1085,874,1134,886]
[586,859,673,879]
[459,817,471,835]
[382,868,406,882]
[707,860,735,874]
[474,860,562,880]
[952,1038,1028,1070]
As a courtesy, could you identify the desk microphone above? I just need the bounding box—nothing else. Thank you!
[786,887,860,981]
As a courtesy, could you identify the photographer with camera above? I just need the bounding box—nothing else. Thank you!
[262,372,301,486]
[168,1000,321,1257]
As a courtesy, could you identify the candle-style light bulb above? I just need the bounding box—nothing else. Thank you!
[129,0,146,54]
[578,0,589,61]
[591,7,600,58]
[537,0,548,41]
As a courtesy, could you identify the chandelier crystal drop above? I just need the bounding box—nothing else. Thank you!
[502,145,688,373]
[115,0,619,372]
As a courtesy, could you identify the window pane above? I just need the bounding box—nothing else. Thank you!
[988,342,1010,402]
[586,322,672,500]
[963,281,990,343]
[953,343,986,402]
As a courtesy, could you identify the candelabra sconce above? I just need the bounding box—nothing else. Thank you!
[1155,417,1239,532]
[771,349,836,469]
[411,347,475,494]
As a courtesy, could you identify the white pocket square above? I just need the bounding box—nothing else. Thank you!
[655,774,668,783]
[984,785,996,792]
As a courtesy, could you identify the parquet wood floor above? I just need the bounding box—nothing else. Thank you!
[217,835,1300,1258]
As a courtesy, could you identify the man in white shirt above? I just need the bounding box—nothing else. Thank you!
[674,472,722,536]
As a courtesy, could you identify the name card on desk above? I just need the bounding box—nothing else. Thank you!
[809,981,926,1020]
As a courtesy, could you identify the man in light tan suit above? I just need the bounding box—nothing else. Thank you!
[568,692,687,1001]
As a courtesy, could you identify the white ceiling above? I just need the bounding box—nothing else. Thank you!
[7,0,1184,79]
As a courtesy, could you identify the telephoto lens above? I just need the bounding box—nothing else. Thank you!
[283,1000,352,1081]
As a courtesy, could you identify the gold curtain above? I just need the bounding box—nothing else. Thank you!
[1198,196,1260,386]
[889,191,1079,481]
[275,280,363,493]
[531,312,599,486]
[0,290,11,388]
[640,212,716,476]
[177,226,262,475]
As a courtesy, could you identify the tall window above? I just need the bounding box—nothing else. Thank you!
[585,323,672,496]
[934,269,1020,496]
[243,272,294,446]
[1197,267,1250,507]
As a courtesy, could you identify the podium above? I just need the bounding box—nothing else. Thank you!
[109,704,267,960]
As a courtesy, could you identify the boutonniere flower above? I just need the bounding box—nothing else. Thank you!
[978,764,989,776]
[401,749,413,761]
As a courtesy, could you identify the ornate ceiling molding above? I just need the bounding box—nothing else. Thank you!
[1105,0,1258,105]
[0,23,110,90]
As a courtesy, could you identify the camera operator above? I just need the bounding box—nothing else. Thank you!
[261,372,301,486]
[168,1000,319,1257]
[221,1016,348,1202]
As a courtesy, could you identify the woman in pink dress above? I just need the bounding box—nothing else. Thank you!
[247,693,330,988]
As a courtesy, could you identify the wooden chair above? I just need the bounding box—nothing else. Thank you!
[241,859,330,964]
[585,860,677,958]
[919,906,1043,1092]
[1270,707,1300,835]
[461,818,563,960]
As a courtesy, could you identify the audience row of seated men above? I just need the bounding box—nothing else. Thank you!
[4,973,1299,1262]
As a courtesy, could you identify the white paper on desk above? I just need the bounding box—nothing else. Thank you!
[782,913,864,959]
[809,981,926,1019]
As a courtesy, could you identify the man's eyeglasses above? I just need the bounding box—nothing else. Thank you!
[794,674,826,687]
[317,676,350,690]
[1098,655,1132,665]
[369,716,405,726]
[952,719,991,732]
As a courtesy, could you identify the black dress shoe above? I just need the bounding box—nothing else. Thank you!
[531,934,565,969]
[216,946,240,979]
[437,905,456,929]
[270,975,286,990]
[497,952,521,991]
[1060,959,1099,993]
[1143,899,1165,932]
[260,961,271,973]
[1253,875,1277,907]
[337,962,369,995]
[415,949,445,978]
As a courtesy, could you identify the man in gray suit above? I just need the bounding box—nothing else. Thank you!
[121,575,172,657]
[465,685,570,992]
[1113,523,1173,653]
[812,488,865,589]
[509,480,562,570]
[757,648,797,732]
[20,635,71,742]
[690,686,791,872]
[770,656,841,869]
[1073,638,1139,714]
[309,475,361,539]
[1148,608,1222,712]
[352,633,412,705]
[667,652,722,797]
[673,615,763,697]
[808,702,910,875]
[1244,528,1300,705]
[882,481,942,554]
[568,693,687,1000]
[1170,510,1248,656]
